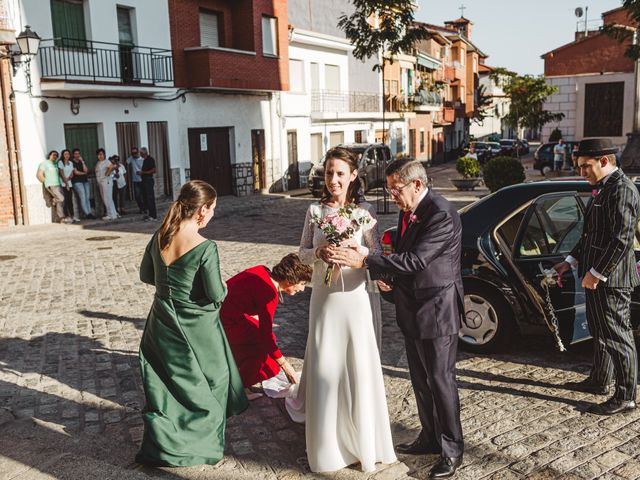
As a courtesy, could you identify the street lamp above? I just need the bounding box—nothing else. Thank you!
[15,25,41,58]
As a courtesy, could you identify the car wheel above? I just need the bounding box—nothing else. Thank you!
[459,284,514,353]
[541,165,552,176]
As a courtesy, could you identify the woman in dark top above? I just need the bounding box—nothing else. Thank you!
[71,148,94,219]
[220,254,312,399]
[137,180,248,467]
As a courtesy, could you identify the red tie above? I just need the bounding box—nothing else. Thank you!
[401,211,411,237]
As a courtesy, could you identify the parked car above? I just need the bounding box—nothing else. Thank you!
[499,139,527,156]
[487,142,502,157]
[534,141,578,175]
[307,143,392,197]
[519,139,531,154]
[381,180,640,353]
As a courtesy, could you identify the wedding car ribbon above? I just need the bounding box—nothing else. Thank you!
[538,264,567,352]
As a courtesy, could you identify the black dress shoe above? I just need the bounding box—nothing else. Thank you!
[395,437,440,455]
[588,398,636,415]
[429,456,463,479]
[563,378,611,395]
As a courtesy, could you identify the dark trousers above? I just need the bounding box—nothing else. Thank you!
[61,186,74,217]
[586,287,637,401]
[141,177,157,219]
[133,181,145,212]
[112,183,126,213]
[405,334,464,458]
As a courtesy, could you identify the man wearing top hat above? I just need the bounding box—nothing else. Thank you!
[555,138,640,415]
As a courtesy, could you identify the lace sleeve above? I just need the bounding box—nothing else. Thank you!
[299,205,317,265]
[361,203,382,257]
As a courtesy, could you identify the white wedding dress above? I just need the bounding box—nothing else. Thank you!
[285,202,396,473]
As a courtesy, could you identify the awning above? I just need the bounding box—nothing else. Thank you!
[417,54,440,70]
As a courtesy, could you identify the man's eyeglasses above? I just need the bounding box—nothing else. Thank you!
[384,183,411,197]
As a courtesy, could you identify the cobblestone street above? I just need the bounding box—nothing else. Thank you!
[3,159,640,480]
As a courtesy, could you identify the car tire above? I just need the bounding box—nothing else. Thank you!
[459,283,514,353]
[541,165,552,176]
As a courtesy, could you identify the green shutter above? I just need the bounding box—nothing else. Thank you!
[51,0,87,48]
[64,124,99,170]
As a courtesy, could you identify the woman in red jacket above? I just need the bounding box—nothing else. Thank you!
[221,254,312,399]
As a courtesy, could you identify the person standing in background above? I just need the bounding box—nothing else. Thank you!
[554,139,566,171]
[95,148,118,220]
[57,149,77,223]
[111,155,127,216]
[140,147,157,221]
[127,147,146,214]
[37,150,68,223]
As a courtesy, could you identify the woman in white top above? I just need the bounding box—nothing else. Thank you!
[285,146,396,473]
[57,149,76,223]
[94,148,118,220]
[110,155,127,216]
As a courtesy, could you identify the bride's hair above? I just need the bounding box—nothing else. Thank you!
[320,147,365,205]
[271,254,313,285]
[157,180,217,250]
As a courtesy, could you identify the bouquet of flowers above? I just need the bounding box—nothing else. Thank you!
[310,204,372,285]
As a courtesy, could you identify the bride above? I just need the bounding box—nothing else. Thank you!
[285,147,396,473]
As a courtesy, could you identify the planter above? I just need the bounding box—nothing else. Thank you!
[450,178,482,191]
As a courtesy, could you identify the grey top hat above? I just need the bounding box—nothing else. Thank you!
[574,138,618,157]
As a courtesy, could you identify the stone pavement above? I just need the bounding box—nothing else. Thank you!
[3,155,640,480]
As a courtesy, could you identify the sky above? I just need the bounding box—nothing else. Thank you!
[415,0,625,76]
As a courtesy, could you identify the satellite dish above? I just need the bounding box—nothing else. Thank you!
[575,7,584,18]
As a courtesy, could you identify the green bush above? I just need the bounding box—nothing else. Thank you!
[483,156,526,192]
[456,156,481,178]
[548,127,563,142]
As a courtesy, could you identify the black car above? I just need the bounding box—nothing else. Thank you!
[381,180,640,353]
[534,142,578,175]
[499,139,527,157]
[307,143,392,197]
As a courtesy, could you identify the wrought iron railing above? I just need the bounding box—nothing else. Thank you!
[311,89,381,113]
[413,89,442,107]
[38,38,173,85]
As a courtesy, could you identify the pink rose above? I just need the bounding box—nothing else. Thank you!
[330,215,350,232]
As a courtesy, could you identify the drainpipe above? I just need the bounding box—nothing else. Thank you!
[0,50,27,225]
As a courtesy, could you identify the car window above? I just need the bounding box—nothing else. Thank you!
[516,195,583,257]
[496,208,526,249]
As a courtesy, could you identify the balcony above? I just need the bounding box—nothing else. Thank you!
[310,89,384,120]
[412,89,442,112]
[38,38,173,93]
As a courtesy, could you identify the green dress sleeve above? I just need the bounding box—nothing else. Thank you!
[140,237,155,285]
[200,241,227,306]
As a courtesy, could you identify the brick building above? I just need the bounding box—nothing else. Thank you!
[541,6,636,146]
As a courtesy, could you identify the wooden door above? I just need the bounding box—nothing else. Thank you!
[188,127,232,196]
[287,130,300,190]
[251,129,266,192]
[148,121,171,197]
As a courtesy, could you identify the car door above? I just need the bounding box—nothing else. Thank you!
[509,192,589,344]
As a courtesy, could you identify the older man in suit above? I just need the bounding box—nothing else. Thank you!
[555,138,640,415]
[332,159,464,479]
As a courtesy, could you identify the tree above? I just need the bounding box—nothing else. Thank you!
[489,68,565,140]
[602,0,640,59]
[471,84,492,125]
[338,1,427,144]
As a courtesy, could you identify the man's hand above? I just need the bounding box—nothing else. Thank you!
[553,261,571,276]
[376,280,393,292]
[332,247,365,268]
[581,271,600,290]
[280,360,297,384]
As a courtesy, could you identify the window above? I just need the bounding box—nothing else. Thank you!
[459,48,465,65]
[289,59,304,93]
[584,82,624,137]
[354,130,365,143]
[390,80,399,95]
[199,10,220,48]
[117,7,134,46]
[310,62,320,91]
[420,130,425,153]
[329,131,344,147]
[460,86,465,102]
[325,64,340,92]
[51,0,86,48]
[396,128,403,153]
[310,133,323,164]
[262,16,278,56]
[516,195,583,257]
[64,124,99,170]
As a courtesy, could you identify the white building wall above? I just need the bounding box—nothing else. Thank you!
[543,72,633,148]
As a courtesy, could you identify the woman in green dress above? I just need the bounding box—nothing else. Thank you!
[136,180,248,467]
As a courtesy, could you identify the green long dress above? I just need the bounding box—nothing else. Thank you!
[136,234,248,467]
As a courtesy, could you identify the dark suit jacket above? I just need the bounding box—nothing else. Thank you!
[570,169,640,288]
[367,190,464,339]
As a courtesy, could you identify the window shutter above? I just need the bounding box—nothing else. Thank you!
[325,64,340,92]
[199,11,220,48]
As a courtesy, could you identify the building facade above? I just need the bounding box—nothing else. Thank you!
[541,6,635,147]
